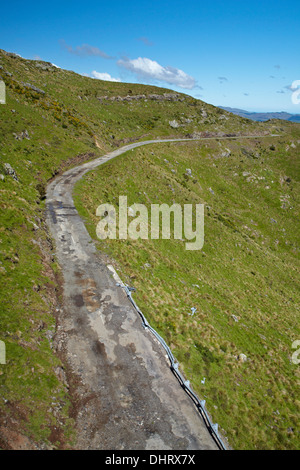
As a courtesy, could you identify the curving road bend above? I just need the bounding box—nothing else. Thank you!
[46,136,271,449]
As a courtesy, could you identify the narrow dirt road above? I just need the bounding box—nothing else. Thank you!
[46,139,223,450]
[46,136,272,449]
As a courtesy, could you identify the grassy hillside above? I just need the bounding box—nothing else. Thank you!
[0,48,299,449]
[74,131,300,450]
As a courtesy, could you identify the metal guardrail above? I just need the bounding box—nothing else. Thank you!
[116,281,227,450]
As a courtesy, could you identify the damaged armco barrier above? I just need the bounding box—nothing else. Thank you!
[107,264,227,450]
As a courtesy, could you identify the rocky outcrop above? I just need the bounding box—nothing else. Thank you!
[13,129,30,141]
[4,163,18,181]
[97,92,185,103]
[20,82,45,95]
[169,120,180,128]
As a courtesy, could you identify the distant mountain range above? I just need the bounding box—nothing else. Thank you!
[220,107,300,123]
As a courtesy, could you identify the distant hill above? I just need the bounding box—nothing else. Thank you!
[220,106,300,122]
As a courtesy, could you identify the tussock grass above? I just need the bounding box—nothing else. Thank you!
[75,134,300,450]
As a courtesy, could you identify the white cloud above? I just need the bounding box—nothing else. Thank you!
[91,71,121,82]
[117,57,196,89]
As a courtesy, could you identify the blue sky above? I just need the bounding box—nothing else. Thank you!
[1,0,299,112]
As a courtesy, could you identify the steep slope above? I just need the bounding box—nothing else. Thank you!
[0,48,299,449]
[74,129,300,449]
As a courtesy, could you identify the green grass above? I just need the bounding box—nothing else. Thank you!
[74,133,300,450]
[0,51,101,447]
